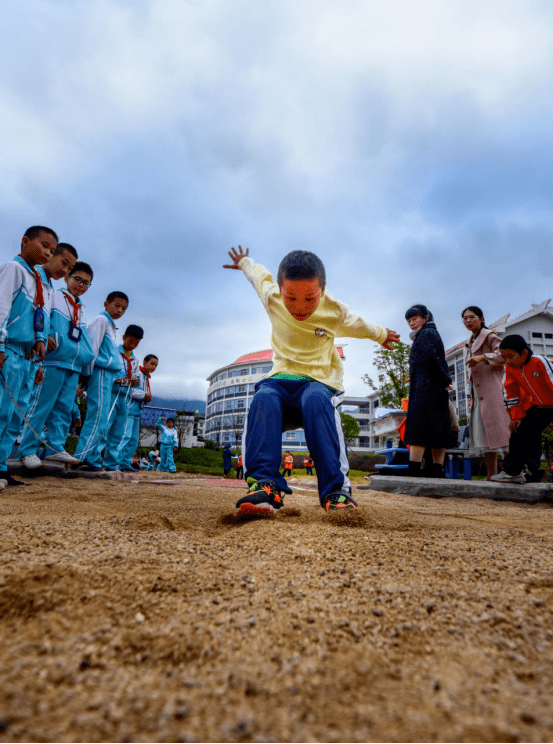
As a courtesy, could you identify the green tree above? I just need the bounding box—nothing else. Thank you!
[362,341,411,409]
[340,413,360,445]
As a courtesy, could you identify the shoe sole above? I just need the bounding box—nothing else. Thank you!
[44,456,79,463]
[21,460,43,470]
[236,502,277,517]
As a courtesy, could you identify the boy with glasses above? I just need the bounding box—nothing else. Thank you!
[19,261,95,468]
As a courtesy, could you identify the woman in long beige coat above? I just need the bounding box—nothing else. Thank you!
[462,306,511,478]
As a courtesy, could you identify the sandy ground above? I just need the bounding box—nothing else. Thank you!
[1,473,553,743]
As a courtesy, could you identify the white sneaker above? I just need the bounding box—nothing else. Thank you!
[0,480,6,491]
[21,454,43,470]
[490,470,526,484]
[44,451,79,464]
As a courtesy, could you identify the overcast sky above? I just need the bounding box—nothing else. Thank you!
[3,0,553,400]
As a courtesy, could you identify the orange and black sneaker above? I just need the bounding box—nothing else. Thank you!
[236,478,284,516]
[324,491,358,511]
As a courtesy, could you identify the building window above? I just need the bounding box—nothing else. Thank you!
[532,332,543,338]
[285,431,297,440]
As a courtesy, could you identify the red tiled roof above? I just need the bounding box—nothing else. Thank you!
[233,350,273,364]
[232,346,345,365]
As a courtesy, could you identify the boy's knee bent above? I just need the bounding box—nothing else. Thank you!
[301,382,334,415]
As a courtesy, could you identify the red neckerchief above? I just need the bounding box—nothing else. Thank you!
[63,291,81,325]
[139,366,151,396]
[32,268,45,309]
[20,258,45,309]
[121,351,133,381]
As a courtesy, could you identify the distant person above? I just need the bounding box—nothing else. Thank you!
[19,260,94,469]
[404,304,451,478]
[462,306,510,479]
[236,453,243,479]
[74,292,128,471]
[223,245,399,514]
[223,443,234,477]
[303,454,314,475]
[491,335,553,484]
[0,225,58,488]
[156,417,178,472]
[283,451,294,477]
[148,448,160,470]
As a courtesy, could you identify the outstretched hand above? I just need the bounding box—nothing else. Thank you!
[223,245,249,269]
[382,329,400,350]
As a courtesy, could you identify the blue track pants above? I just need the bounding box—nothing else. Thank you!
[75,367,118,467]
[242,378,350,506]
[19,366,79,458]
[0,344,32,470]
[119,415,140,469]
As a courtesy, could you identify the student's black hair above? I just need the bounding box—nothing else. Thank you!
[499,334,532,355]
[405,304,433,322]
[461,305,488,329]
[106,291,129,304]
[23,225,59,243]
[144,354,158,363]
[54,242,78,259]
[166,417,175,424]
[69,261,94,280]
[124,324,144,339]
[277,250,326,288]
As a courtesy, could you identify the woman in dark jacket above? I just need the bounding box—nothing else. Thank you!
[404,304,452,477]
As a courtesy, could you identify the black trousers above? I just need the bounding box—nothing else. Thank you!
[502,407,553,476]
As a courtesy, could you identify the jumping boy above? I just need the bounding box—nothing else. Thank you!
[118,352,158,472]
[74,292,128,471]
[0,226,58,487]
[156,416,178,472]
[19,260,94,468]
[223,245,399,515]
[94,324,144,471]
[490,335,553,484]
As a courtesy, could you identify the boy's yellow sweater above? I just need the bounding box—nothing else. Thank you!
[239,257,387,392]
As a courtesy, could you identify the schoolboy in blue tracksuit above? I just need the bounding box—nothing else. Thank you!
[119,353,158,472]
[0,226,58,488]
[99,324,144,471]
[156,416,178,472]
[74,292,128,471]
[19,261,94,469]
[9,244,79,461]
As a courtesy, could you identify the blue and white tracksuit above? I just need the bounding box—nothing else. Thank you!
[74,312,124,467]
[119,366,149,469]
[99,346,141,470]
[19,288,94,459]
[156,418,178,472]
[0,257,49,472]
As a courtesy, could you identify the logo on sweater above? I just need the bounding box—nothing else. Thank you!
[533,371,540,377]
[315,328,327,337]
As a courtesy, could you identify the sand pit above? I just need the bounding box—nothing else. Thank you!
[1,473,553,742]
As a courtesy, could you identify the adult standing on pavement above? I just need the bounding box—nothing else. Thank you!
[404,304,452,477]
[462,306,510,479]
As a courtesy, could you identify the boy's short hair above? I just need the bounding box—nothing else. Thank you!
[144,354,158,363]
[124,324,144,339]
[277,250,326,288]
[166,417,174,424]
[55,242,78,259]
[106,291,129,304]
[69,261,94,280]
[23,225,59,243]
[499,334,531,354]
